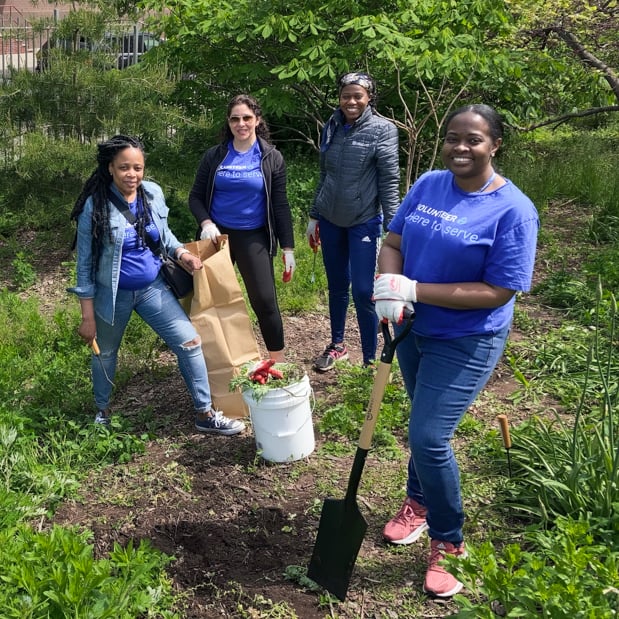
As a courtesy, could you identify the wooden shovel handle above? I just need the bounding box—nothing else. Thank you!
[358,362,392,450]
[497,414,512,449]
[358,311,415,450]
[90,339,100,356]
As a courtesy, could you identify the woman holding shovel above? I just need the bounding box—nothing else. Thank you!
[373,104,538,597]
[69,135,245,436]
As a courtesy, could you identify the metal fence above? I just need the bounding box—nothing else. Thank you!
[0,9,151,77]
[0,6,68,74]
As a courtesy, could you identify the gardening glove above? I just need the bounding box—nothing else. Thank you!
[374,299,415,324]
[249,359,284,384]
[306,219,320,250]
[373,274,417,324]
[200,221,221,242]
[282,250,296,282]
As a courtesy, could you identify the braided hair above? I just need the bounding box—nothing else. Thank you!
[71,135,149,275]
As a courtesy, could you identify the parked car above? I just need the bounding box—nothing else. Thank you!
[106,32,161,69]
[36,31,161,72]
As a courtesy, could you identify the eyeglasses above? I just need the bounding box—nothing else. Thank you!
[228,115,255,124]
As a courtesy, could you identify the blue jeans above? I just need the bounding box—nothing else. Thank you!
[319,215,382,364]
[395,325,510,543]
[93,274,212,413]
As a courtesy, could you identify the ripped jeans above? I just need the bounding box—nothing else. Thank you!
[93,273,212,413]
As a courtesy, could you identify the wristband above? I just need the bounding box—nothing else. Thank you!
[411,280,418,303]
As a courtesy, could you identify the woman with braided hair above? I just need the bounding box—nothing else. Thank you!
[68,135,245,435]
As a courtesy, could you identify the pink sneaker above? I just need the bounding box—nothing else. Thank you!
[383,497,429,544]
[423,539,467,598]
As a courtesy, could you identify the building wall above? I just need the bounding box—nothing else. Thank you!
[0,1,72,23]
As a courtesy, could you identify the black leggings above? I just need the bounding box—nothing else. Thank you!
[218,225,284,352]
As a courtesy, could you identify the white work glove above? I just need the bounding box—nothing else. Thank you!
[282,250,296,282]
[200,221,221,242]
[306,219,320,250]
[373,273,417,324]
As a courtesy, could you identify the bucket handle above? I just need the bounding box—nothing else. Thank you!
[279,383,311,398]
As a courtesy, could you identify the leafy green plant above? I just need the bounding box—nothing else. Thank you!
[0,524,180,618]
[318,363,409,457]
[533,270,596,317]
[452,517,619,618]
[11,251,37,290]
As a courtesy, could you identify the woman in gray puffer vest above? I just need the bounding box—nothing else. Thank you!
[307,72,400,371]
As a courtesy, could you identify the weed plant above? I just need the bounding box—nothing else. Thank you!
[497,284,619,534]
[318,362,410,458]
[0,525,179,618]
[453,517,619,618]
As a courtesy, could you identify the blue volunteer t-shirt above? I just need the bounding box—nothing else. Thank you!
[388,170,539,338]
[118,197,162,290]
[211,140,266,229]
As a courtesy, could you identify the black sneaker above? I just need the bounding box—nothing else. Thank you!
[313,343,348,372]
[94,410,111,427]
[195,410,245,436]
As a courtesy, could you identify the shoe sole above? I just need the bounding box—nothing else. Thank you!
[313,353,349,372]
[195,424,245,436]
[384,522,429,545]
[423,581,464,598]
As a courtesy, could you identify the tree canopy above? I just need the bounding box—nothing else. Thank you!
[100,0,618,176]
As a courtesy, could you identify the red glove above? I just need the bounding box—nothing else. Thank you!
[306,219,320,250]
[249,359,284,384]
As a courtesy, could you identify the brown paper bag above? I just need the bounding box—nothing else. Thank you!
[185,237,260,419]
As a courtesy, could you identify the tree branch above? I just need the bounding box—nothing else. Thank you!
[516,105,619,131]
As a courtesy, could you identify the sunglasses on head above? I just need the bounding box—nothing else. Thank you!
[229,115,255,124]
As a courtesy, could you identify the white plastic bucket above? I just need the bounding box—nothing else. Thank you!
[242,373,315,463]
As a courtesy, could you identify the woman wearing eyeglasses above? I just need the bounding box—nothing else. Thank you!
[307,72,400,372]
[188,94,295,361]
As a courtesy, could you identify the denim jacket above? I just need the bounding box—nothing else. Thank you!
[67,180,183,325]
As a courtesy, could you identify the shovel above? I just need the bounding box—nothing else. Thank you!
[307,309,415,601]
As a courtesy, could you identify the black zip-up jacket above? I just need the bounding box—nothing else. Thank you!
[188,138,295,256]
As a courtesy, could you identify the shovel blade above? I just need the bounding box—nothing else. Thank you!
[307,496,368,601]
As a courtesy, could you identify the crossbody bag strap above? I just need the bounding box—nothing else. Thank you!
[107,190,163,257]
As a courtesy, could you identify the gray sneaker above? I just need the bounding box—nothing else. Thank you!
[313,343,348,372]
[94,410,111,426]
[195,410,245,436]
